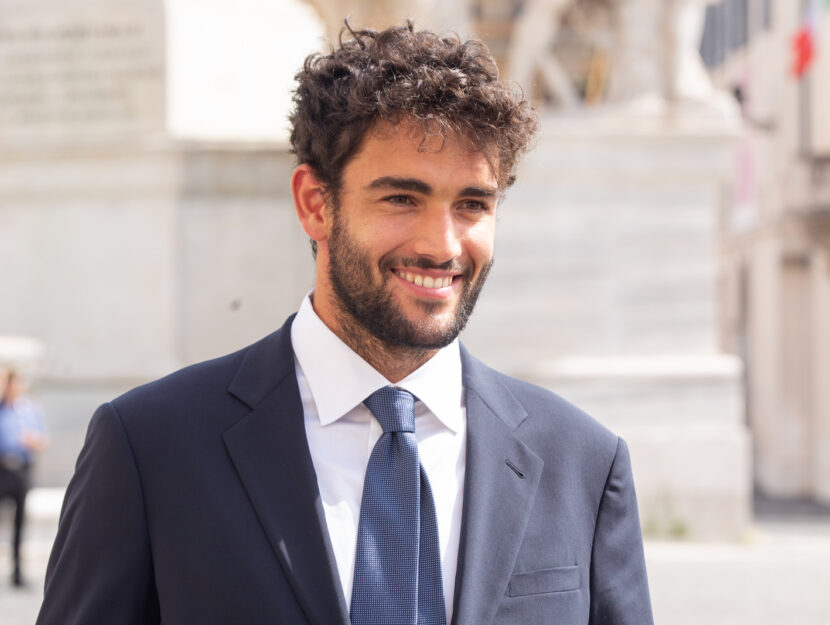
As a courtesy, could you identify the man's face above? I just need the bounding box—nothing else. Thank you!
[318,121,498,350]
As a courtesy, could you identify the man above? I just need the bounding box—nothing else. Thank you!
[38,22,653,625]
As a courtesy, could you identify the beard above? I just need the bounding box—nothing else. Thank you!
[326,210,492,350]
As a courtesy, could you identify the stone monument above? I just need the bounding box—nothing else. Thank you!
[607,0,736,115]
[0,0,322,485]
[0,1,166,150]
[506,0,579,107]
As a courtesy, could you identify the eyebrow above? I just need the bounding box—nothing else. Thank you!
[366,176,499,198]
[367,177,432,194]
[459,185,499,198]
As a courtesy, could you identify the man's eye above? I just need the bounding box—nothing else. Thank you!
[460,200,489,212]
[384,195,414,205]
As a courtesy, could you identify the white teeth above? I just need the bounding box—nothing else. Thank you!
[397,270,453,289]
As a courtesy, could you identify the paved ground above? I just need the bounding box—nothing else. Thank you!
[647,519,830,625]
[0,530,50,625]
[2,493,830,624]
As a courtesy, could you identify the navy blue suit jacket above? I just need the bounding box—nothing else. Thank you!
[38,315,653,625]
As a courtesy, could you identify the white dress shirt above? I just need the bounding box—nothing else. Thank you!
[291,294,467,622]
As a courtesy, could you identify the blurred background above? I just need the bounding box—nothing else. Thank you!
[1,0,829,622]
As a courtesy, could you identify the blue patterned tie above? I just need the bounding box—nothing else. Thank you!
[350,387,446,625]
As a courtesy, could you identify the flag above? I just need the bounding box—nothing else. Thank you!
[791,0,825,78]
[792,25,814,78]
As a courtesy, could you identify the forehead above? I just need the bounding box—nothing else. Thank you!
[341,120,499,190]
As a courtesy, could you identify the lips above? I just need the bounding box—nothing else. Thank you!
[392,269,454,289]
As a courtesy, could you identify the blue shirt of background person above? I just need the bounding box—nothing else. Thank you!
[0,372,47,468]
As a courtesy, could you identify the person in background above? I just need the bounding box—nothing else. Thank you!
[0,370,47,587]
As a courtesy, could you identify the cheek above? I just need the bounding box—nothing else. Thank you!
[335,217,396,262]
[464,223,496,263]
[366,224,412,258]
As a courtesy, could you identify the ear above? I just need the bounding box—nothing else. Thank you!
[292,164,331,244]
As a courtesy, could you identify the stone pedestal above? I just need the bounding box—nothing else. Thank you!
[462,109,752,538]
[0,144,315,487]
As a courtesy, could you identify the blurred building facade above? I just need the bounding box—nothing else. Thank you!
[702,0,830,505]
[0,0,321,483]
[0,0,757,536]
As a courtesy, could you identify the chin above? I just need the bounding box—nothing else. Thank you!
[398,321,460,349]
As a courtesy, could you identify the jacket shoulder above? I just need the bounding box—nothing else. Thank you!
[504,371,615,439]
[110,318,294,426]
[462,349,619,458]
[112,348,245,415]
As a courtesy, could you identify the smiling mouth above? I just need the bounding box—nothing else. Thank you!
[392,269,455,289]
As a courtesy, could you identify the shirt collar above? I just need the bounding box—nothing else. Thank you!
[291,293,463,433]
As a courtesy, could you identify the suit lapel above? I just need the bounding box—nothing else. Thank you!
[451,349,543,625]
[223,317,350,625]
[220,324,542,625]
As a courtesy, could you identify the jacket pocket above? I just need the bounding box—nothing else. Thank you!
[507,565,581,597]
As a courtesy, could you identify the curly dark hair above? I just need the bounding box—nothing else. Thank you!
[289,21,538,196]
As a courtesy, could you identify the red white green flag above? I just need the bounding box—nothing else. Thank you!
[792,0,828,78]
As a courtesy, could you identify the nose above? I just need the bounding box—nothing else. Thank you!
[411,206,463,263]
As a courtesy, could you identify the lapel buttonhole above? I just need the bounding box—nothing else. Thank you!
[505,458,525,479]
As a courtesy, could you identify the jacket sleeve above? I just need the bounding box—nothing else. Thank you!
[37,402,159,625]
[589,438,654,625]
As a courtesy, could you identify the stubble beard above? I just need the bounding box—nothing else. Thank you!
[326,209,493,355]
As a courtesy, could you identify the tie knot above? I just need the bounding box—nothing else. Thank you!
[364,387,416,433]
